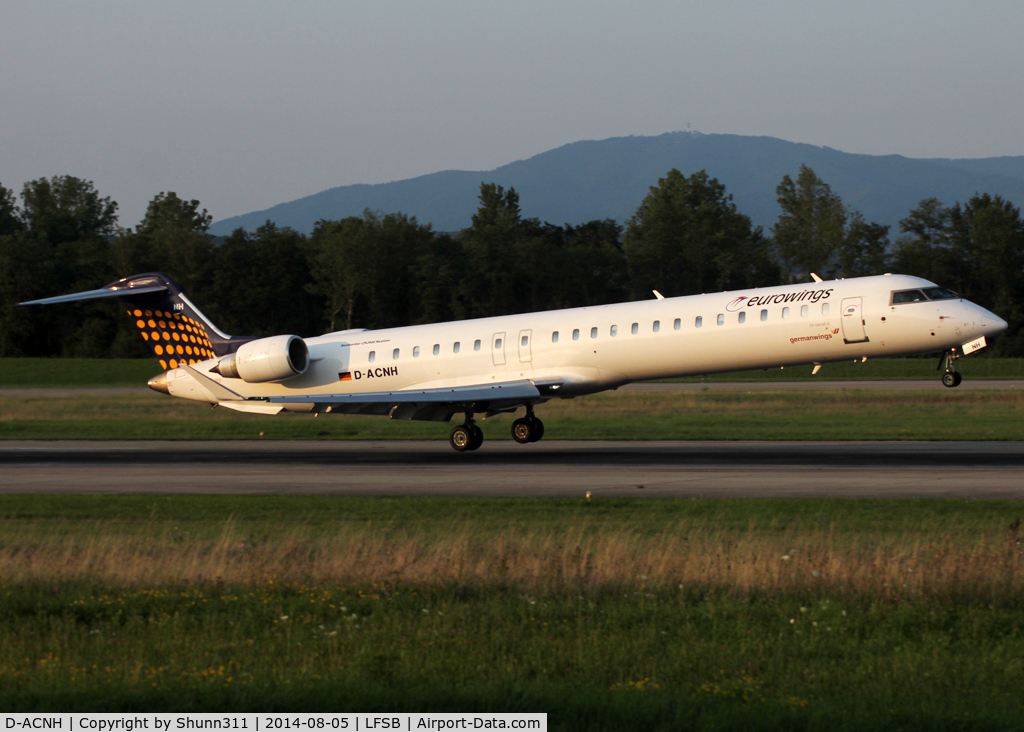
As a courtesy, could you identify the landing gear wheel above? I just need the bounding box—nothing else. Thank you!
[450,425,473,451]
[450,422,484,452]
[512,416,545,444]
[528,417,544,442]
[939,348,962,388]
[511,418,533,444]
[468,424,484,450]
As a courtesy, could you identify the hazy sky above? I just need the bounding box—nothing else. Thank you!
[2,1,1022,228]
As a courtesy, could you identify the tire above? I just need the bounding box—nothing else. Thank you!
[449,425,473,451]
[952,372,962,387]
[528,417,544,442]
[468,424,484,451]
[511,418,533,444]
[942,372,958,388]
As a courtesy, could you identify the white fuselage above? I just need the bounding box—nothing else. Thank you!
[164,274,1007,407]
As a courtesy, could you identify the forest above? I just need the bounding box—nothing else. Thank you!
[1,165,1022,357]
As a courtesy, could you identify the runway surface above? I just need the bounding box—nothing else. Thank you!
[3,440,1024,498]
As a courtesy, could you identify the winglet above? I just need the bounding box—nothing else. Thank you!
[652,290,665,300]
[810,273,823,283]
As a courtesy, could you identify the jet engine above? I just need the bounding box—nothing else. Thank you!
[213,335,309,383]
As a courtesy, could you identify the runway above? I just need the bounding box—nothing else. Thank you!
[2,440,1023,498]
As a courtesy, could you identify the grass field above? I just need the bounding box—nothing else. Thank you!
[0,358,163,387]
[4,358,1023,727]
[3,356,1024,388]
[3,387,1024,441]
[0,495,1022,729]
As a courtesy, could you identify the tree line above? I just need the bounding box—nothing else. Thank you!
[1,165,1022,358]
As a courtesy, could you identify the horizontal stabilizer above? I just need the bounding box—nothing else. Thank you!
[17,285,167,307]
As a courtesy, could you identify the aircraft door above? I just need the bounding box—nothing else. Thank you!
[840,297,869,343]
[492,332,506,366]
[518,329,532,363]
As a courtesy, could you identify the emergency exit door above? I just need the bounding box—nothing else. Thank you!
[492,332,506,366]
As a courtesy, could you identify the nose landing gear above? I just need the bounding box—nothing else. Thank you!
[939,348,962,388]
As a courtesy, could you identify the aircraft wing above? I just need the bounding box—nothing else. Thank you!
[249,379,559,421]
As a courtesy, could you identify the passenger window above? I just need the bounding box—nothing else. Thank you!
[393,348,400,360]
[695,316,702,328]
[521,335,529,346]
[674,318,681,330]
[413,346,420,358]
[474,340,481,351]
[433,344,439,356]
[782,307,790,319]
[801,305,808,317]
[591,327,598,339]
[717,314,724,326]
[760,309,768,321]
[573,329,580,341]
[653,320,660,332]
[822,303,830,316]
[369,351,375,362]
[610,325,618,337]
[630,323,638,335]
[552,331,559,343]
[738,312,746,323]
[453,342,460,353]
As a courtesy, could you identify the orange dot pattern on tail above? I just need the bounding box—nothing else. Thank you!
[128,308,216,368]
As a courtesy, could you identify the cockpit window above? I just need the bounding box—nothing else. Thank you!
[921,287,958,300]
[891,289,927,304]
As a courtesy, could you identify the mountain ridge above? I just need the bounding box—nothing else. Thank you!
[209,132,1024,236]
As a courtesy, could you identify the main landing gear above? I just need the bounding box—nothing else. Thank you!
[939,348,963,388]
[511,407,544,444]
[448,408,546,452]
[449,417,484,452]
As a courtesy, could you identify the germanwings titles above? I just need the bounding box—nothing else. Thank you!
[20,272,1007,451]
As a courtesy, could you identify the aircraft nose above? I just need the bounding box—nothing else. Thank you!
[964,301,1008,335]
[147,372,170,395]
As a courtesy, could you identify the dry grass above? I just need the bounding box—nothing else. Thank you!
[2,499,1023,723]
[4,519,1022,599]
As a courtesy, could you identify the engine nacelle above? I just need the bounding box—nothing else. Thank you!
[214,335,309,383]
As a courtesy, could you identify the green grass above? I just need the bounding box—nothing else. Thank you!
[0,358,163,387]
[3,357,1024,389]
[669,355,1024,381]
[1,493,1019,531]
[3,388,1024,440]
[0,495,1023,729]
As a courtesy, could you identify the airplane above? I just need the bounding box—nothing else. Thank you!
[19,271,1007,451]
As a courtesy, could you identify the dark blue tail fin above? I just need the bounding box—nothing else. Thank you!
[18,272,254,370]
